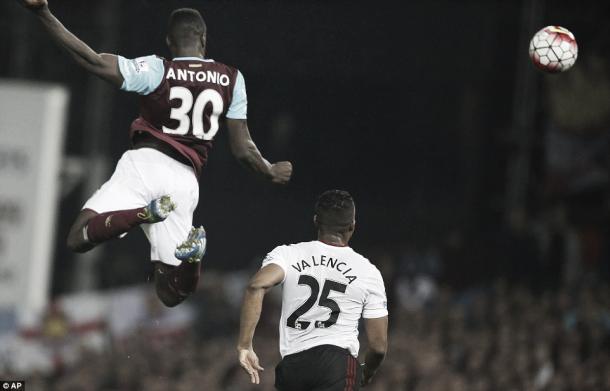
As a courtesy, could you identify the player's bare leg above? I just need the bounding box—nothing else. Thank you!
[66,195,176,253]
[153,226,206,307]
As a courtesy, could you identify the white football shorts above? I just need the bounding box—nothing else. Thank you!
[82,148,199,266]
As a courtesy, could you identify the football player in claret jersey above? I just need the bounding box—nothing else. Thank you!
[20,0,293,306]
[237,190,388,390]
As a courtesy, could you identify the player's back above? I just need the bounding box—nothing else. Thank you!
[139,58,238,139]
[118,55,246,176]
[263,240,387,358]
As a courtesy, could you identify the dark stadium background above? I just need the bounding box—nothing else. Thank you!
[0,0,597,291]
[1,1,609,390]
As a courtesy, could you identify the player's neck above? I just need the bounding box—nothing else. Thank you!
[172,48,205,59]
[317,233,349,247]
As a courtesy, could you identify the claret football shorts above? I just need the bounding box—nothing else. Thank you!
[83,147,199,266]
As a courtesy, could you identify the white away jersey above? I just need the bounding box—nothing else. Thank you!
[262,240,388,358]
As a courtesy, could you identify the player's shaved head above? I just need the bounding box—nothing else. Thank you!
[314,190,355,234]
[167,8,207,52]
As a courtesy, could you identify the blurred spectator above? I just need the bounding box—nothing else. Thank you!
[3,271,607,391]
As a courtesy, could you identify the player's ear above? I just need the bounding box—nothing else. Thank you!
[165,36,171,48]
[200,34,206,52]
[348,220,356,232]
[313,215,319,228]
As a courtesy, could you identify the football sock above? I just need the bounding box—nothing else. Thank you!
[171,261,201,295]
[85,207,149,244]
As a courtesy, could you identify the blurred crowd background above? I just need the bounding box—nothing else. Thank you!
[1,0,610,390]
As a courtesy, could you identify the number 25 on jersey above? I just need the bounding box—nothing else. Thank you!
[287,275,347,330]
[162,86,224,141]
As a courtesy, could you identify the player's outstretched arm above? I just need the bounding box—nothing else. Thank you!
[236,264,284,384]
[19,0,123,87]
[226,119,293,185]
[361,316,388,387]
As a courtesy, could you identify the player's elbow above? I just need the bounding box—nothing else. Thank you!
[246,280,268,292]
[368,336,388,356]
[246,275,275,293]
[81,54,123,87]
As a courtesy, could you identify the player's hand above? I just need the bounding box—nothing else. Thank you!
[270,161,293,185]
[18,0,48,12]
[238,348,264,384]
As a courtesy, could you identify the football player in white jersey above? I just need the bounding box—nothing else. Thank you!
[237,190,388,390]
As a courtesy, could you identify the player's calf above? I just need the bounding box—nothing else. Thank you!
[153,226,206,307]
[66,196,176,253]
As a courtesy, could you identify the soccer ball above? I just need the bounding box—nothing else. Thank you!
[529,26,578,73]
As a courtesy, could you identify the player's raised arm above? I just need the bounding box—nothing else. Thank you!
[226,119,293,185]
[236,263,285,384]
[361,316,388,387]
[19,0,123,87]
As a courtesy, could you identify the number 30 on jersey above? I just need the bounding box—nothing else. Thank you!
[162,86,223,140]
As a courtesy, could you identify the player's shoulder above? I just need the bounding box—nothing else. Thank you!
[270,240,324,256]
[350,249,384,277]
[211,59,239,73]
[119,54,166,70]
[196,59,240,76]
[273,240,314,252]
[130,54,166,63]
[266,242,297,258]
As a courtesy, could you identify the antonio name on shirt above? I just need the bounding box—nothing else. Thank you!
[290,254,358,284]
[166,67,231,86]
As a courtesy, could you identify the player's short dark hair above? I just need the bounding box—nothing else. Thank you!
[167,8,207,47]
[314,190,355,232]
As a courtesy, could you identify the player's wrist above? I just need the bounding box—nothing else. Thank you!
[236,344,253,352]
[34,5,51,18]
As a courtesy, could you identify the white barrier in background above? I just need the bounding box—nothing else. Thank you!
[2,284,195,374]
[0,81,69,328]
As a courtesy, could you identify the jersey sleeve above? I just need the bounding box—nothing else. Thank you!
[261,245,289,283]
[225,71,247,119]
[362,269,388,319]
[117,55,165,95]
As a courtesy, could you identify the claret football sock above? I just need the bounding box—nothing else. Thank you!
[170,226,207,295]
[85,196,176,244]
[171,261,201,295]
[85,207,150,244]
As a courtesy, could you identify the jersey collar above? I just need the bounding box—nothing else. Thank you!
[173,57,214,62]
[317,240,350,248]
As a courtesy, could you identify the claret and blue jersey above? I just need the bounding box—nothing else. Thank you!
[117,55,248,176]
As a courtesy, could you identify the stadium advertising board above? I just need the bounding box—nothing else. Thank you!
[0,81,68,328]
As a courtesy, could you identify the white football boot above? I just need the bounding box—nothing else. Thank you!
[140,195,176,223]
[175,226,207,263]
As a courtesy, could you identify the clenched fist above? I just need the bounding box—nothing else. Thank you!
[270,161,293,185]
[19,0,48,11]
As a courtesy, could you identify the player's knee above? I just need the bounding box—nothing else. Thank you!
[66,233,88,253]
[67,210,97,253]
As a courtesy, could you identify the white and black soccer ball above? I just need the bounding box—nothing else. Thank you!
[529,26,578,73]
